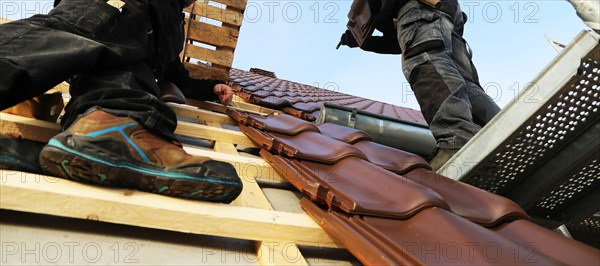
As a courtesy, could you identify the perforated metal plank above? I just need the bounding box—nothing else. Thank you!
[438,30,600,227]
[567,214,600,248]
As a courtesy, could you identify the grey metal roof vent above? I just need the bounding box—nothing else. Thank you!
[316,102,436,158]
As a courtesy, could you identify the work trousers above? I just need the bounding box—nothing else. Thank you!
[0,0,178,138]
[397,0,500,149]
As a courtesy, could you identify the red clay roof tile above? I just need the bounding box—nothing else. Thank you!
[301,199,562,265]
[404,168,529,227]
[263,152,448,219]
[353,140,431,174]
[229,68,427,125]
[495,219,600,265]
[317,123,373,144]
[229,110,319,136]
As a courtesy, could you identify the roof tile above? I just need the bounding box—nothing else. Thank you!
[495,219,600,265]
[317,123,372,144]
[229,68,427,125]
[301,201,562,266]
[353,140,431,174]
[263,152,448,218]
[404,168,529,227]
[229,110,319,136]
[241,125,367,164]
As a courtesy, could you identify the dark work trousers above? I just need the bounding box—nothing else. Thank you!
[397,0,500,149]
[0,0,178,138]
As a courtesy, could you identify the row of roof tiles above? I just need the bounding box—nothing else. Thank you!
[227,109,600,265]
[229,68,427,124]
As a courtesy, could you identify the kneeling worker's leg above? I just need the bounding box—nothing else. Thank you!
[39,70,243,203]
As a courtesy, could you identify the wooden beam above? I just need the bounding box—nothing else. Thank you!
[187,99,228,113]
[231,101,280,115]
[0,113,60,142]
[206,122,272,209]
[0,171,338,247]
[176,121,256,147]
[183,145,285,183]
[256,242,309,266]
[184,62,230,81]
[167,102,235,125]
[0,113,250,147]
[188,2,244,26]
[185,99,273,116]
[186,19,238,49]
[197,0,247,11]
[184,44,234,67]
[206,122,309,266]
[207,122,241,155]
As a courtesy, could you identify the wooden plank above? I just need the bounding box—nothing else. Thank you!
[186,19,238,49]
[231,101,280,115]
[185,99,273,116]
[184,44,234,67]
[257,243,309,266]
[183,145,285,183]
[206,122,272,209]
[188,2,243,26]
[205,122,309,266]
[210,135,241,156]
[0,113,60,142]
[202,0,247,11]
[0,171,338,247]
[0,113,251,147]
[184,62,230,81]
[186,99,229,113]
[167,102,236,125]
[175,120,256,147]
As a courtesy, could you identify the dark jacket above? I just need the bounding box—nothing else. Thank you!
[346,0,449,54]
[54,0,222,101]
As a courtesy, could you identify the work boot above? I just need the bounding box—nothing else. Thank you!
[0,135,45,174]
[429,148,459,172]
[39,108,243,203]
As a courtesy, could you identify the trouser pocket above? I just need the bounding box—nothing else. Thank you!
[49,0,121,40]
[397,10,445,58]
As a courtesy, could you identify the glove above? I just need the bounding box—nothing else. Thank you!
[336,30,359,49]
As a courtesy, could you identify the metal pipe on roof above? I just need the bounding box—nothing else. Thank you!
[316,102,437,158]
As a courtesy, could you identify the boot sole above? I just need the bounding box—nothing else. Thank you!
[39,142,242,203]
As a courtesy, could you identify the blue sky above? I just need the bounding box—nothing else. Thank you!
[1,0,591,110]
[232,0,590,110]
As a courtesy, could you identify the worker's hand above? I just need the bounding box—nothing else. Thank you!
[213,83,233,106]
[337,30,359,49]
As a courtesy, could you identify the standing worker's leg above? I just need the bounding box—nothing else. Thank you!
[397,1,480,148]
[449,10,501,127]
[397,0,497,169]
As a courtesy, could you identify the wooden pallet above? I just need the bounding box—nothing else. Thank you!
[182,0,245,81]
